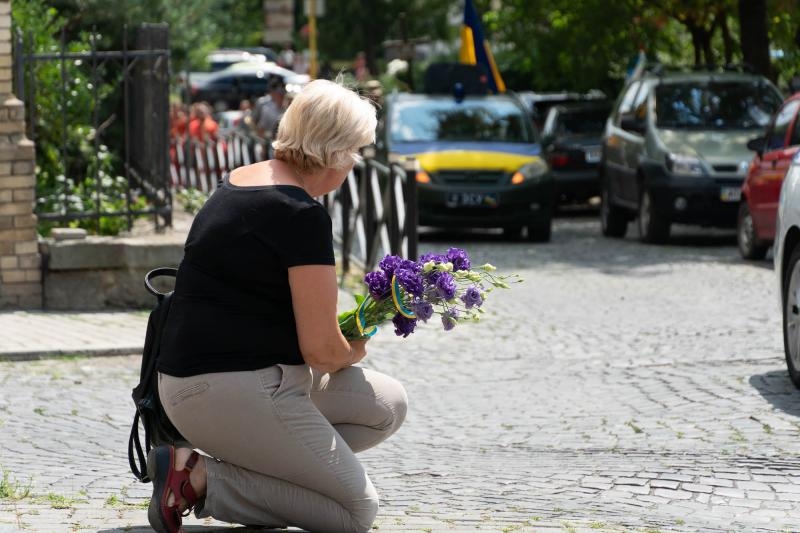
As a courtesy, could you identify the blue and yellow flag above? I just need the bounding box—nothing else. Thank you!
[458,0,506,94]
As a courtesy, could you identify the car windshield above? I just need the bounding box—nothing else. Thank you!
[655,81,782,130]
[556,108,609,136]
[390,99,533,143]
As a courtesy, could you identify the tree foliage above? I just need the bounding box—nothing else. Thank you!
[476,0,799,94]
[314,0,455,75]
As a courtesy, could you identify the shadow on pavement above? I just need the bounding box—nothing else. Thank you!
[97,526,294,533]
[749,369,800,418]
[417,217,763,277]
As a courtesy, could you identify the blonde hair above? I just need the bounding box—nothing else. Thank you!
[272,79,377,173]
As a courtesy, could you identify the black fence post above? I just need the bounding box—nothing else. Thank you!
[402,159,418,261]
[131,23,171,228]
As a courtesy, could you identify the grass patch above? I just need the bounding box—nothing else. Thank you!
[34,492,83,509]
[625,419,643,434]
[0,469,31,500]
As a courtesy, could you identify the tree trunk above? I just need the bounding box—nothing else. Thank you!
[688,23,703,67]
[702,21,716,69]
[738,0,772,80]
[719,11,734,66]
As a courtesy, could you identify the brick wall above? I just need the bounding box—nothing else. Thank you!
[0,0,42,309]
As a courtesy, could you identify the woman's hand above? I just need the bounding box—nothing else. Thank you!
[348,338,368,365]
[289,264,368,374]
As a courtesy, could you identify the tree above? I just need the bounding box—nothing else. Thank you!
[313,0,453,77]
[738,0,772,80]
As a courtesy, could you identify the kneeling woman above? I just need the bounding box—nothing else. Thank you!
[147,79,408,533]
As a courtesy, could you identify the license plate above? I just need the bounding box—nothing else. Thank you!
[720,187,741,202]
[585,147,601,163]
[445,192,499,208]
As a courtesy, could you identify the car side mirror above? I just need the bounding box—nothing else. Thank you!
[746,136,765,157]
[620,113,645,134]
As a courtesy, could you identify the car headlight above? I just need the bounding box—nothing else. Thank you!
[511,158,549,185]
[665,153,704,176]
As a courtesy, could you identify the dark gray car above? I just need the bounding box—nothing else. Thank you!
[600,70,783,243]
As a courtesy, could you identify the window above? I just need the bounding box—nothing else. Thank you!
[790,112,800,147]
[655,80,783,130]
[390,99,533,143]
[768,100,800,150]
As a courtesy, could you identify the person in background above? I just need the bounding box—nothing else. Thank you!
[145,78,407,533]
[169,103,189,138]
[278,42,295,71]
[188,103,219,142]
[352,51,370,82]
[253,78,287,141]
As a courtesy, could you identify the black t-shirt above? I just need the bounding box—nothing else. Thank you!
[157,176,335,377]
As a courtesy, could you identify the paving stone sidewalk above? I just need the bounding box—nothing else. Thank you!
[2,218,800,532]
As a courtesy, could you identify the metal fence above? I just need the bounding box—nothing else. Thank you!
[14,24,172,232]
[170,131,418,275]
[170,132,269,191]
[323,157,418,277]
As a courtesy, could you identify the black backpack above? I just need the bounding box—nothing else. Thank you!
[128,267,187,483]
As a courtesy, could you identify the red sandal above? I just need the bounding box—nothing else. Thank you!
[146,445,200,533]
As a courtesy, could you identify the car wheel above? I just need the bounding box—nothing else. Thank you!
[600,182,628,238]
[638,188,670,244]
[527,220,551,242]
[737,201,768,260]
[783,245,800,388]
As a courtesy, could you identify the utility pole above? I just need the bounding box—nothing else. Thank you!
[308,0,318,79]
[399,12,414,92]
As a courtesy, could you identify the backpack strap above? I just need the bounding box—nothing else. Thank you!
[128,410,152,483]
[129,267,179,483]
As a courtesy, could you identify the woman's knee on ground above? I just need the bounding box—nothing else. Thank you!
[376,375,408,435]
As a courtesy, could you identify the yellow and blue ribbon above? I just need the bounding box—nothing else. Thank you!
[355,297,378,338]
[391,275,416,319]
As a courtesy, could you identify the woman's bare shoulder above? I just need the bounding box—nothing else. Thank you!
[229,160,301,187]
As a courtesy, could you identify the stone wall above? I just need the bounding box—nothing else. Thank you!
[41,235,184,310]
[0,0,42,309]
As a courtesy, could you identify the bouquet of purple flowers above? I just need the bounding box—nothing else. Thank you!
[338,247,521,339]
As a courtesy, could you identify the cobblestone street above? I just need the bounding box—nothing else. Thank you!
[1,215,799,532]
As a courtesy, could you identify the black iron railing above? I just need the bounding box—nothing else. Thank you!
[14,24,172,232]
[323,156,418,277]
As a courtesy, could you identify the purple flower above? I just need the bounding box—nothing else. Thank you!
[461,285,483,308]
[395,267,424,297]
[447,248,471,271]
[411,300,434,322]
[419,252,446,264]
[435,272,457,300]
[392,313,417,338]
[441,310,459,331]
[364,270,390,299]
[379,255,403,277]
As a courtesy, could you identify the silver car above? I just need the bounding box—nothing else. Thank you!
[775,150,800,387]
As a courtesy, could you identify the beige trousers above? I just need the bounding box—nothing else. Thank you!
[158,363,407,533]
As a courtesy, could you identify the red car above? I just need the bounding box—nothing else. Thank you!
[739,93,800,259]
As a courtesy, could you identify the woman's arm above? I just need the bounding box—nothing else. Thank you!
[288,264,367,373]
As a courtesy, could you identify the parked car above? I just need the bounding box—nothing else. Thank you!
[380,91,555,241]
[774,150,800,387]
[540,100,612,205]
[206,48,278,71]
[600,69,784,243]
[738,92,800,259]
[187,63,308,111]
[517,90,606,131]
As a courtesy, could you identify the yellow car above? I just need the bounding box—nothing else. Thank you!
[380,92,555,241]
